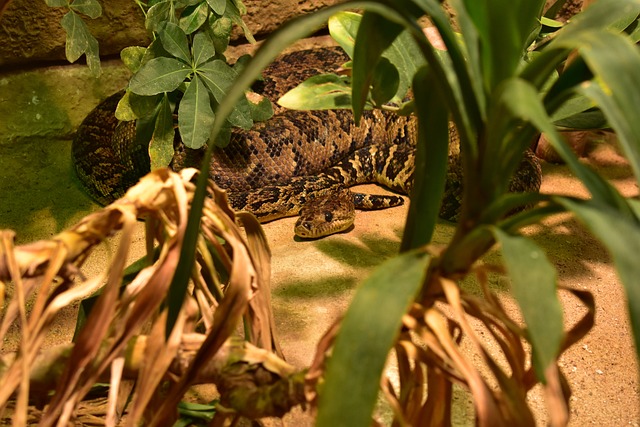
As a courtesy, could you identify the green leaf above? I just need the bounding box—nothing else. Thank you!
[146,1,175,32]
[179,2,209,34]
[120,46,147,74]
[59,10,101,75]
[317,250,430,427]
[278,74,353,110]
[351,11,404,123]
[158,21,192,64]
[179,75,215,148]
[401,67,449,251]
[197,60,253,129]
[60,11,90,62]
[328,11,361,57]
[224,0,255,43]
[114,91,137,121]
[206,0,226,14]
[370,57,399,106]
[492,228,563,382]
[496,77,632,215]
[247,94,274,122]
[571,31,640,188]
[554,0,640,40]
[69,0,101,18]
[150,94,176,169]
[192,31,216,67]
[128,92,163,119]
[210,16,232,53]
[129,57,191,96]
[556,197,640,364]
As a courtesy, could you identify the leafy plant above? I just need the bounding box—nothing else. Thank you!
[199,0,640,424]
[44,0,103,76]
[46,0,272,169]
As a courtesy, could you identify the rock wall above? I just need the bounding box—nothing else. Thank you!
[0,0,338,67]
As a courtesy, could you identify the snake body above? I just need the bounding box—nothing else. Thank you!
[72,47,542,238]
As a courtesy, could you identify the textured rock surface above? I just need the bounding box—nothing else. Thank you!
[0,0,339,66]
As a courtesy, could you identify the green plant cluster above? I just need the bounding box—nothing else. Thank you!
[47,0,274,169]
[45,0,103,76]
[194,0,640,423]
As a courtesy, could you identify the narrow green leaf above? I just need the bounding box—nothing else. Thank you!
[554,0,640,41]
[158,21,192,64]
[317,250,430,427]
[497,77,631,215]
[192,31,216,67]
[206,0,226,15]
[492,228,563,382]
[401,67,449,251]
[179,75,215,148]
[150,94,176,169]
[129,57,191,96]
[70,0,102,18]
[278,74,353,110]
[352,11,403,122]
[572,31,640,188]
[556,197,640,363]
[179,2,209,35]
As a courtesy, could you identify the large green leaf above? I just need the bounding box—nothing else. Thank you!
[129,57,191,96]
[556,197,640,362]
[158,21,192,64]
[179,75,215,148]
[316,250,430,427]
[492,228,563,382]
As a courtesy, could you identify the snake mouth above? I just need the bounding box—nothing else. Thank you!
[294,218,354,239]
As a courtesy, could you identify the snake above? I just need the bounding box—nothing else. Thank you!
[72,46,542,238]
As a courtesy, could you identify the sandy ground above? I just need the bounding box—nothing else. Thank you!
[0,130,638,425]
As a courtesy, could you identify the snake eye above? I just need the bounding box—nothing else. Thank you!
[324,212,333,222]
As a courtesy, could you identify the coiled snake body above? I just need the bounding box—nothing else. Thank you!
[72,47,541,238]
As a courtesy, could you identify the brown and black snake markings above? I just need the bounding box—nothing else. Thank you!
[72,46,542,238]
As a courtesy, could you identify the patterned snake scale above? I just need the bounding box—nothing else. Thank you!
[72,46,542,238]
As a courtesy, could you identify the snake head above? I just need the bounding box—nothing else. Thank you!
[294,188,356,239]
